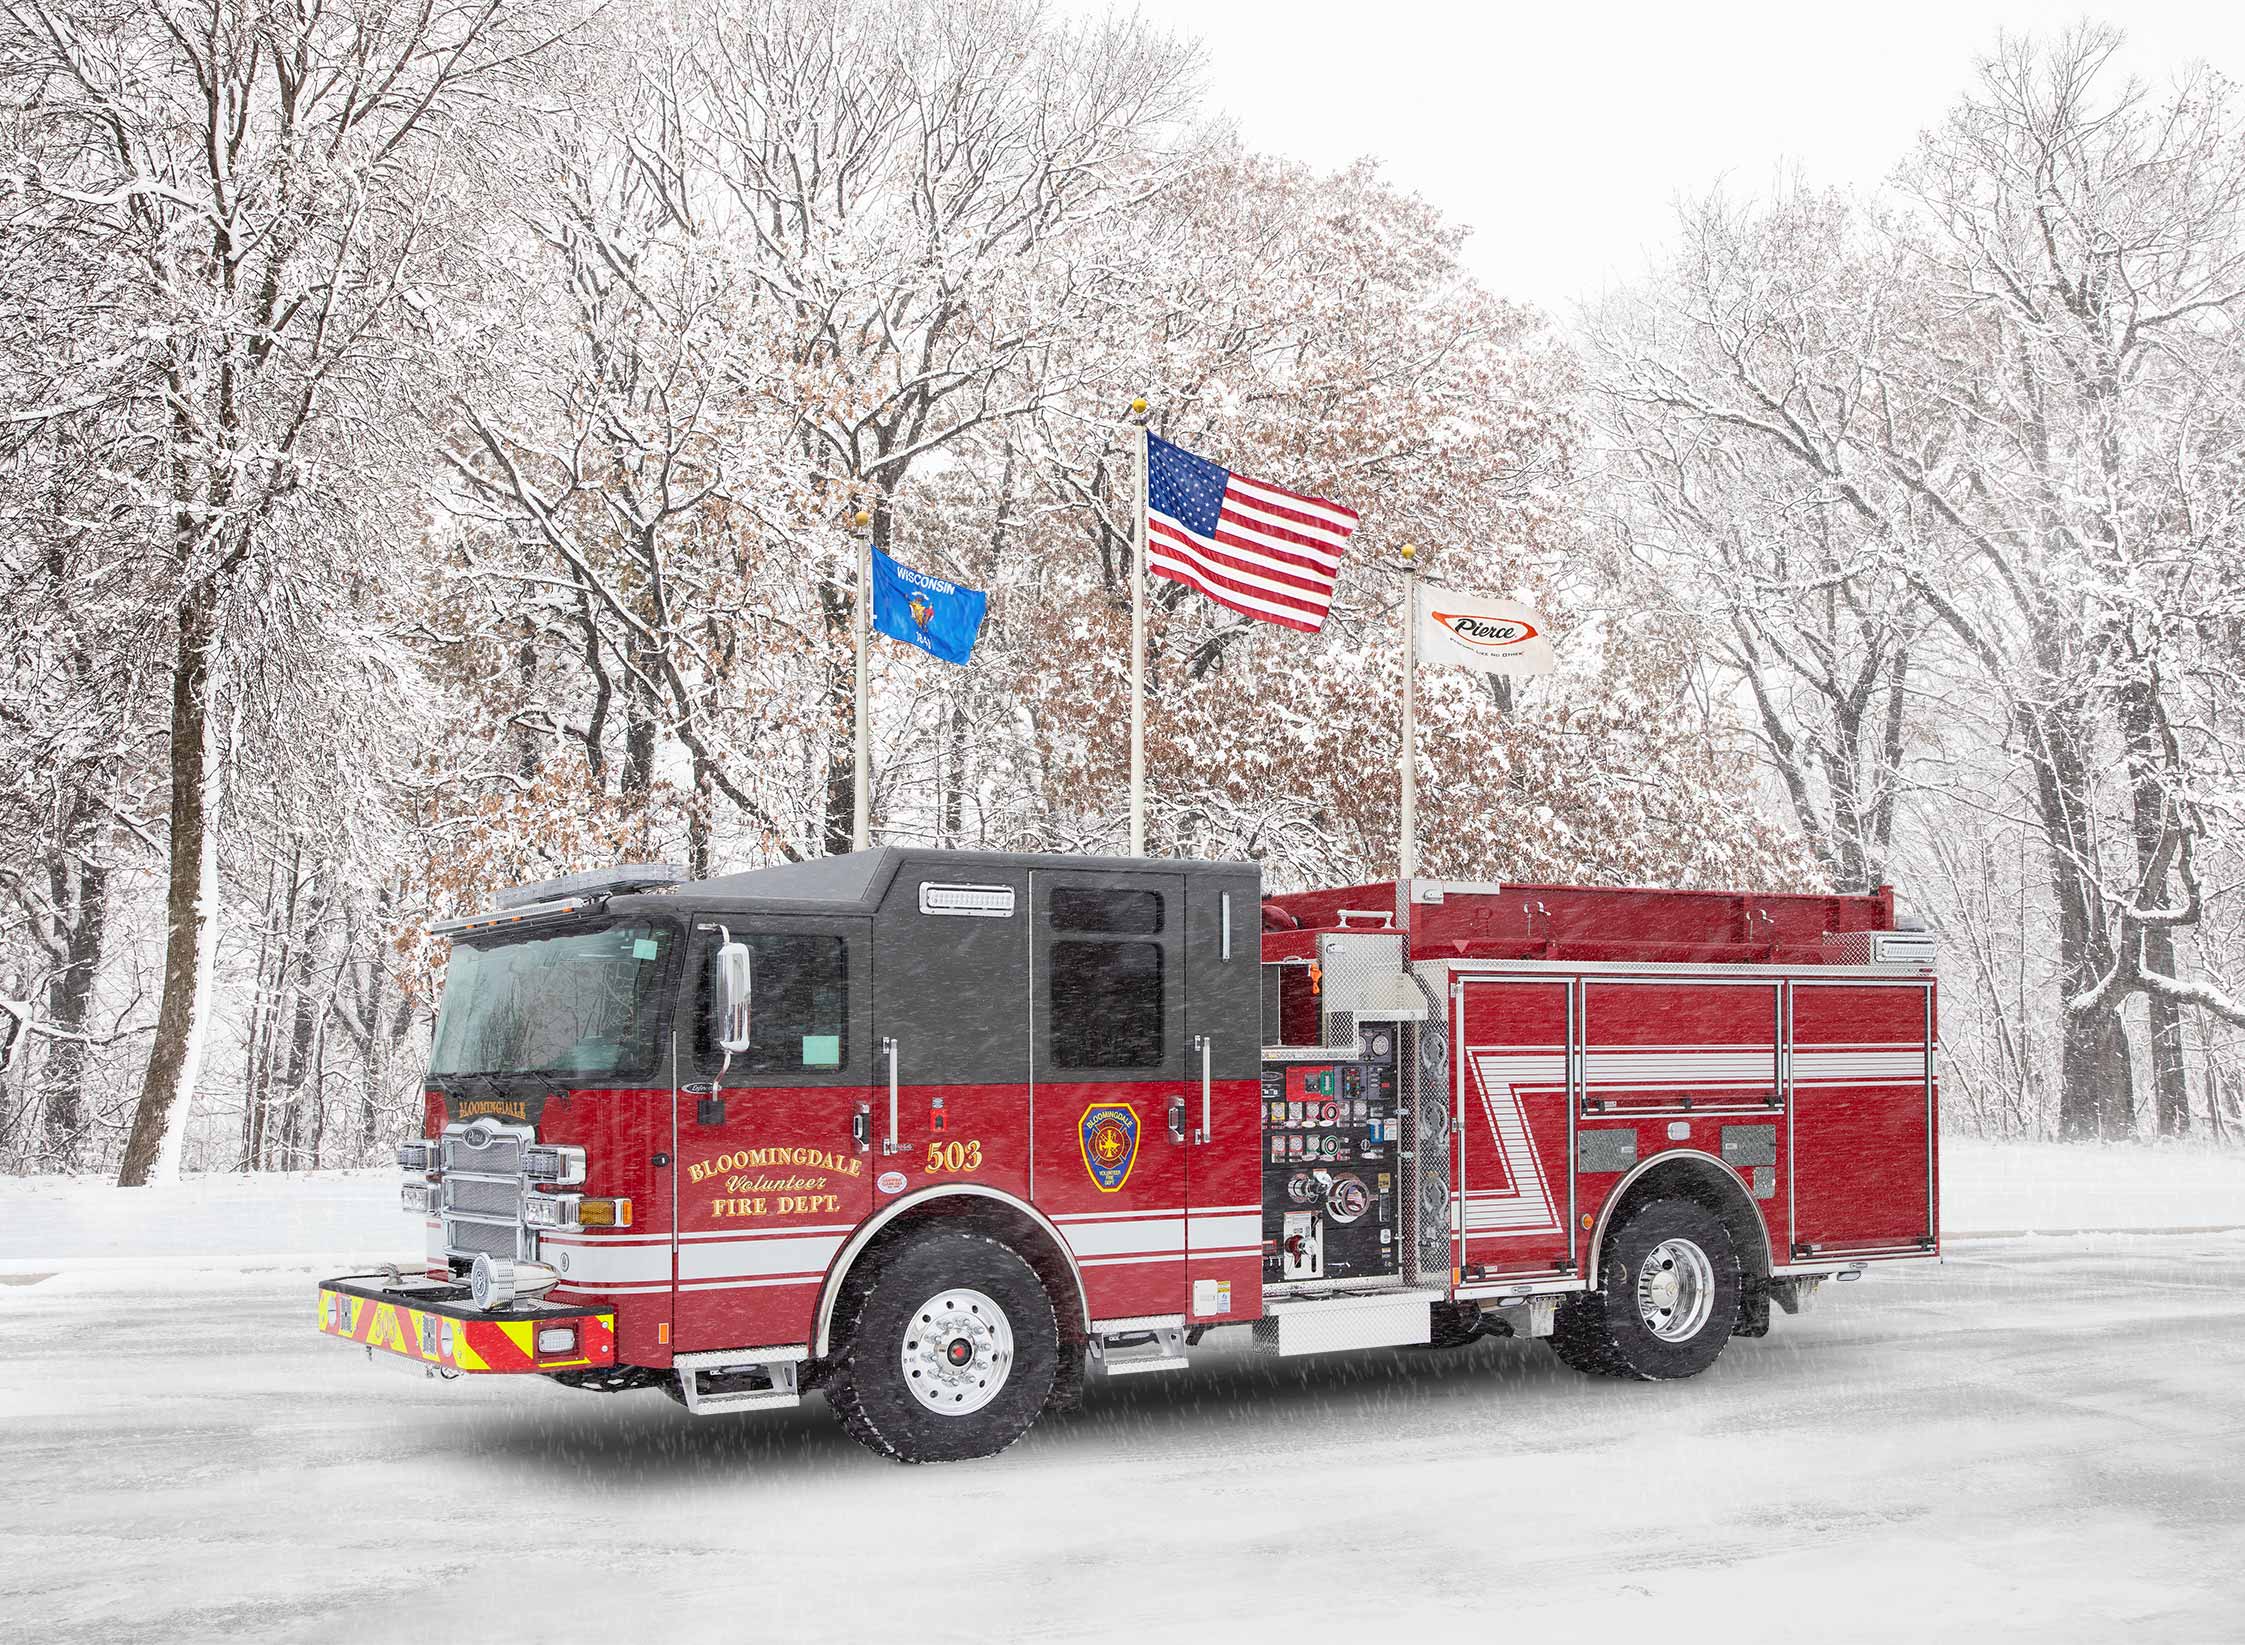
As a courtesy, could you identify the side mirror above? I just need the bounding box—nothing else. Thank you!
[713,938,753,1054]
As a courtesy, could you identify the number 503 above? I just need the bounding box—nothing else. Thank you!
[924,1139,982,1174]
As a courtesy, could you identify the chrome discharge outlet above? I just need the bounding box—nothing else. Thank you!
[470,1254,561,1311]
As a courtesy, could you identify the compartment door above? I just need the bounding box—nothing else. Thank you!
[1031,868,1190,1323]
[1454,978,1574,1279]
[1787,981,1936,1258]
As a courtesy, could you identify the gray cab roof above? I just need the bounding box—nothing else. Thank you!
[613,846,1260,918]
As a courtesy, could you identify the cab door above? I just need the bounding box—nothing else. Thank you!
[1030,868,1190,1323]
[673,915,875,1354]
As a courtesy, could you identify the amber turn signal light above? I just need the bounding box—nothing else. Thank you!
[575,1197,633,1229]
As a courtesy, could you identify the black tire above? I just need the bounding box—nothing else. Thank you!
[824,1228,1059,1464]
[1546,1198,1740,1381]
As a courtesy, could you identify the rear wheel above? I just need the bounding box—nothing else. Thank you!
[825,1228,1059,1463]
[1547,1198,1740,1381]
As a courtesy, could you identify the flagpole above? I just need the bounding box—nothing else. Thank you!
[1398,542,1419,885]
[853,507,872,852]
[1127,397,1149,857]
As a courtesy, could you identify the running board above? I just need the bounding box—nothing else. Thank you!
[1252,1289,1440,1356]
[674,1346,805,1415]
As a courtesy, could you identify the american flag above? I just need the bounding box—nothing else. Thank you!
[1144,433,1359,633]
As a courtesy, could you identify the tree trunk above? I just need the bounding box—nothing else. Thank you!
[940,697,969,846]
[277,905,322,1170]
[2114,668,2191,1137]
[2142,926,2191,1137]
[515,632,541,781]
[686,758,713,878]
[2019,676,2132,1141]
[819,574,855,857]
[118,580,222,1187]
[39,845,110,1167]
[2058,1000,2132,1142]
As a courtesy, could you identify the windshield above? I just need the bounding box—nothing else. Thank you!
[430,921,675,1080]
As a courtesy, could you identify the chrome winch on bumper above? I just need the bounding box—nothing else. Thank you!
[317,1272,616,1375]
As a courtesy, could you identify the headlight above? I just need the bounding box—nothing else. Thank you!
[521,1144,587,1185]
[522,1192,581,1230]
[401,1181,440,1214]
[396,1140,438,1172]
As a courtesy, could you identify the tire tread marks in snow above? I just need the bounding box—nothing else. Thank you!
[826,1227,1059,1463]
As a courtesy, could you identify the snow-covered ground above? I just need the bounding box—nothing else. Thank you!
[2,1143,2241,1643]
[1940,1137,2245,1234]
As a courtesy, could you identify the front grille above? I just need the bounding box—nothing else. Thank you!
[443,1175,520,1217]
[446,1219,517,1259]
[444,1130,525,1174]
[439,1119,535,1262]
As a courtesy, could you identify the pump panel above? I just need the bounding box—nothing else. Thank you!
[1260,1027,1403,1286]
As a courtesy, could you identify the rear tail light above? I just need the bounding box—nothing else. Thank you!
[401,1181,440,1214]
[521,1144,587,1185]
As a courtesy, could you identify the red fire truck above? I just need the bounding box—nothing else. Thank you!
[318,849,1939,1462]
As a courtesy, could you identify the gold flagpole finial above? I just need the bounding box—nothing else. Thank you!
[1129,397,1147,416]
[1399,542,1417,563]
[852,510,871,529]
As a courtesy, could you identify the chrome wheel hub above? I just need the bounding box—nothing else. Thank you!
[1635,1237,1716,1342]
[900,1287,1014,1416]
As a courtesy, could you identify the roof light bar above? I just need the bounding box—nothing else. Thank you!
[428,895,597,940]
[494,862,686,910]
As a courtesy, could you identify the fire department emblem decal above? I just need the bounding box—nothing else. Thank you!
[1078,1103,1139,1193]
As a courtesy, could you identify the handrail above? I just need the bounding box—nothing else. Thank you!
[1197,1034,1211,1142]
[883,1037,899,1154]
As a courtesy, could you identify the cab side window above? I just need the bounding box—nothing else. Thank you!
[1048,889,1165,1069]
[695,932,850,1075]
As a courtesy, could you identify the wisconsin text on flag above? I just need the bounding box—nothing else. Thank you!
[1144,434,1359,632]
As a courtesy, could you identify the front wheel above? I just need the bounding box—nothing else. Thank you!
[1548,1198,1740,1381]
[824,1228,1059,1463]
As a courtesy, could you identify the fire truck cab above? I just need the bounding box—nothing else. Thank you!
[319,848,1938,1463]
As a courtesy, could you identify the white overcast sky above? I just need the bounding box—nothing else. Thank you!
[1065,1,2245,316]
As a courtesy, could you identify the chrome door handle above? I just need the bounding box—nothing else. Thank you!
[883,1038,900,1155]
[1194,1034,1211,1144]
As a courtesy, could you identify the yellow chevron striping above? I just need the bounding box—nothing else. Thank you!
[498,1319,537,1359]
[451,1327,487,1372]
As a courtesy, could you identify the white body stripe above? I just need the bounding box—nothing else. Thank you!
[1186,1211,1263,1251]
[1582,1050,1774,1085]
[541,1240,673,1285]
[1792,1049,1926,1085]
[1465,1050,1562,1236]
[1063,1217,1184,1259]
[679,1232,844,1283]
